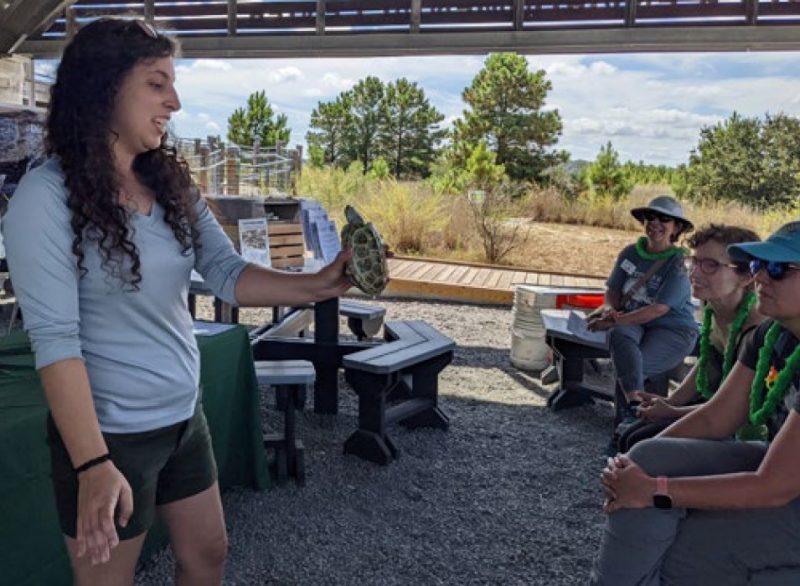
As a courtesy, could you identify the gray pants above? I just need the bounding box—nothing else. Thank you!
[609,325,697,394]
[590,438,800,585]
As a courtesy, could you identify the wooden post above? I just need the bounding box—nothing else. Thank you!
[253,138,261,195]
[513,0,524,31]
[226,147,239,195]
[294,145,303,175]
[144,0,155,24]
[228,0,237,35]
[28,59,36,109]
[625,0,637,27]
[410,0,421,33]
[276,140,284,156]
[66,6,78,41]
[316,0,326,35]
[746,0,758,25]
[199,145,210,195]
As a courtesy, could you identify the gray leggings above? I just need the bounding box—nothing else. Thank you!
[608,325,697,394]
[590,438,800,585]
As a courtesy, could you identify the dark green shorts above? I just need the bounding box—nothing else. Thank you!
[47,404,218,540]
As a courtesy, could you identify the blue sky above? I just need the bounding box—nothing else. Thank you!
[51,52,800,166]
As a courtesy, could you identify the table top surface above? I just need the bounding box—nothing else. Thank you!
[541,309,609,351]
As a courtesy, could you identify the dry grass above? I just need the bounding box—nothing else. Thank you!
[294,168,789,274]
[522,184,789,236]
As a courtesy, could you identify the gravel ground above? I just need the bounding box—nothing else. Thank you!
[2,296,614,585]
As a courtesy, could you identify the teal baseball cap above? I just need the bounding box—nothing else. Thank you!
[728,220,800,262]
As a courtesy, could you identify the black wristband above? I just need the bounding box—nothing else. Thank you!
[74,453,111,475]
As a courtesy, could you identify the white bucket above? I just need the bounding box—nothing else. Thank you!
[509,284,603,372]
[509,285,549,371]
[510,329,549,371]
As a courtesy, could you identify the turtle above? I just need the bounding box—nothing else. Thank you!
[340,205,389,296]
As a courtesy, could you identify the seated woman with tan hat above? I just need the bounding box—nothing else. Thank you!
[588,196,698,443]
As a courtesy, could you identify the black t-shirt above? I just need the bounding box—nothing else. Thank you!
[739,320,800,438]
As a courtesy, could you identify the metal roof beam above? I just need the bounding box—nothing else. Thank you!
[16,25,800,59]
[0,0,77,54]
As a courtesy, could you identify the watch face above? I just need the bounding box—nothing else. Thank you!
[653,494,672,510]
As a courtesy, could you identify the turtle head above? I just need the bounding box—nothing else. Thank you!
[344,205,365,227]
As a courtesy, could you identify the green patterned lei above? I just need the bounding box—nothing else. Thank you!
[737,323,800,441]
[696,291,757,400]
[634,236,685,261]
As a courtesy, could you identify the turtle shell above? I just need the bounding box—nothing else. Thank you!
[340,206,388,296]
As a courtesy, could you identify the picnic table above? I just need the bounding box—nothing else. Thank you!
[542,309,613,411]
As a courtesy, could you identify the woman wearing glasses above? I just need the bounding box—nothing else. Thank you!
[591,221,800,585]
[2,18,351,585]
[617,224,764,452]
[588,196,698,442]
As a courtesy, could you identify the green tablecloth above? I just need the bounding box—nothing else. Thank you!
[0,325,269,585]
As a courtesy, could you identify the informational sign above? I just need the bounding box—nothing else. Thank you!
[238,217,271,268]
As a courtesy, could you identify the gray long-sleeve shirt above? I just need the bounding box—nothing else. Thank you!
[2,158,248,433]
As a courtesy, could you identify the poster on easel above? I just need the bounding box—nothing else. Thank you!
[238,218,271,268]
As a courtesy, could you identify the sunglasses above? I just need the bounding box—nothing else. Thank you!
[642,211,675,224]
[749,259,800,281]
[134,19,159,39]
[684,256,741,275]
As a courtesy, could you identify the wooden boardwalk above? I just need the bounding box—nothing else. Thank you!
[384,256,606,305]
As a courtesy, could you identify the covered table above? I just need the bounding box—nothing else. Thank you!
[0,324,269,586]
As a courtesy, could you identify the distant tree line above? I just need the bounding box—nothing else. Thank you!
[226,56,800,209]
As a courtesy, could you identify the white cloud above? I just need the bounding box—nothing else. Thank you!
[267,66,303,84]
[193,59,233,71]
[205,121,221,131]
[303,88,324,97]
[321,73,354,91]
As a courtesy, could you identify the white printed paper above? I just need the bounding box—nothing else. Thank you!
[566,310,608,345]
[238,218,271,268]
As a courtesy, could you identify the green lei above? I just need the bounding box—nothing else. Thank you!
[634,236,685,261]
[736,322,800,441]
[696,291,757,400]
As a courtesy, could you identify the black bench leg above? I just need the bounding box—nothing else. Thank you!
[347,317,367,341]
[314,298,340,415]
[547,351,594,411]
[399,353,451,430]
[344,371,398,465]
[264,385,306,486]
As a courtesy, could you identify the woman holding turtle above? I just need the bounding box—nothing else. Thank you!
[2,18,351,585]
[591,220,800,585]
[617,224,764,452]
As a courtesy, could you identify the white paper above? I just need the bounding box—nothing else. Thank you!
[238,218,271,268]
[316,220,341,264]
[566,310,608,345]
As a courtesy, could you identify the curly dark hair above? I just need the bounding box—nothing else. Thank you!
[688,224,761,273]
[46,18,199,288]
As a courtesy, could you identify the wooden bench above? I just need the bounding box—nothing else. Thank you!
[338,300,386,340]
[342,320,455,465]
[254,360,314,486]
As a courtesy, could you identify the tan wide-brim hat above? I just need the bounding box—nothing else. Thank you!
[630,195,694,232]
